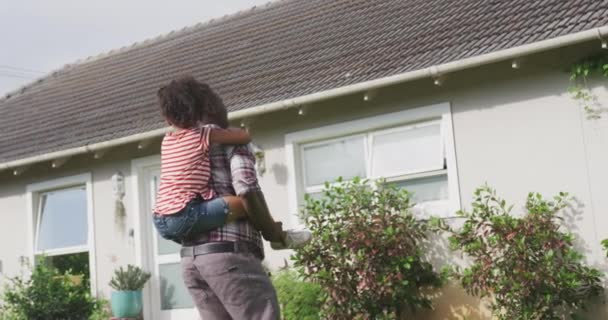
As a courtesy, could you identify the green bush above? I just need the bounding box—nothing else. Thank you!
[88,299,111,320]
[0,308,25,320]
[273,269,322,320]
[0,257,98,320]
[602,239,608,257]
[293,178,442,320]
[432,186,604,320]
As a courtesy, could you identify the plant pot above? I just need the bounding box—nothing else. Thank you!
[111,290,143,318]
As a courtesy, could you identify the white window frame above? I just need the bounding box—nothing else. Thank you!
[25,173,97,295]
[285,102,461,227]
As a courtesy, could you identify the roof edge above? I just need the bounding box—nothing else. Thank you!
[2,25,607,172]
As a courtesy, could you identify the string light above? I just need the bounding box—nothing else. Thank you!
[363,90,377,102]
[433,77,444,86]
[51,159,67,169]
[239,120,250,132]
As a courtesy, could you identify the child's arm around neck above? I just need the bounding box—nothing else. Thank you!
[208,127,251,145]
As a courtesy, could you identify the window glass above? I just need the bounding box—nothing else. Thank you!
[302,136,366,187]
[46,252,90,276]
[371,123,443,178]
[37,187,88,251]
[35,252,91,289]
[158,237,181,255]
[392,174,448,203]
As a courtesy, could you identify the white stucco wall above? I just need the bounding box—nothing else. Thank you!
[453,74,608,266]
[247,48,608,318]
[0,45,606,318]
[0,182,29,286]
[254,57,608,274]
[88,154,139,300]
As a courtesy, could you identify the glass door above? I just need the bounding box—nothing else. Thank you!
[144,167,198,320]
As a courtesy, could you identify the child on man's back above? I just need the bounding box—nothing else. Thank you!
[152,76,311,249]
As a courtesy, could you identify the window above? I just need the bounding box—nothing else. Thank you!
[27,174,96,294]
[302,135,367,187]
[286,103,460,223]
[36,187,88,252]
[369,122,443,177]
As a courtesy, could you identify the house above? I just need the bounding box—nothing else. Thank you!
[1,0,607,318]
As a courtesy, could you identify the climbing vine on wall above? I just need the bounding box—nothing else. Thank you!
[569,54,608,119]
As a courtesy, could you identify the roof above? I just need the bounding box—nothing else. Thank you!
[1,0,607,164]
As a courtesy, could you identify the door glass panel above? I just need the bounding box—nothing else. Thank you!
[151,173,181,255]
[150,169,195,313]
[393,174,448,203]
[371,123,443,178]
[158,238,181,255]
[159,263,195,310]
[302,136,366,187]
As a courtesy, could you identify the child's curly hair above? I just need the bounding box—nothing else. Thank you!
[157,76,227,129]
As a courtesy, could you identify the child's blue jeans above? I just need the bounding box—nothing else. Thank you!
[153,196,229,244]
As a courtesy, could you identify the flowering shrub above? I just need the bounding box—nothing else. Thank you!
[293,178,442,320]
[432,186,603,320]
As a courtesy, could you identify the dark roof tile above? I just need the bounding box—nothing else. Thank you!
[0,0,607,163]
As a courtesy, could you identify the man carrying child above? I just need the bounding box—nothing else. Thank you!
[154,76,311,319]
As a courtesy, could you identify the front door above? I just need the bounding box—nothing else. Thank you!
[141,165,198,320]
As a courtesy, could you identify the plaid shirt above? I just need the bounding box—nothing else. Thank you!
[188,125,265,259]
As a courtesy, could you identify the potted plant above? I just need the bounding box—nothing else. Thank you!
[109,265,151,318]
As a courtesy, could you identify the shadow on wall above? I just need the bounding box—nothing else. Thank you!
[569,194,608,319]
[408,283,492,320]
[422,223,458,269]
[558,194,608,318]
[563,197,593,257]
[407,228,491,319]
[580,293,608,319]
[270,163,288,186]
[415,211,608,320]
[403,268,608,320]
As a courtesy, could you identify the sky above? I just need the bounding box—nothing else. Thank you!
[0,0,271,95]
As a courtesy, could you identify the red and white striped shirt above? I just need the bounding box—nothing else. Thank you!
[154,127,215,215]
